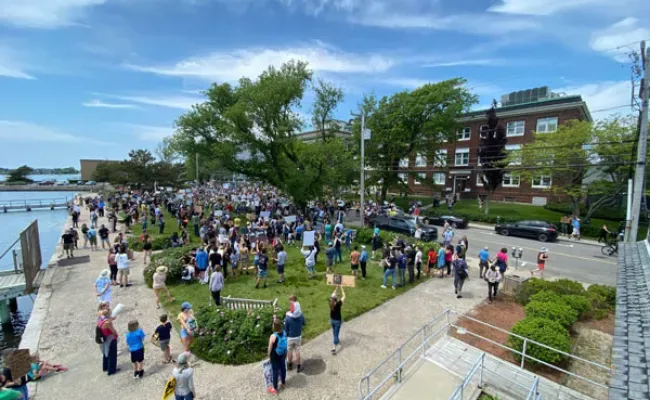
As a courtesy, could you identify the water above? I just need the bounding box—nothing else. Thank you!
[0,174,81,182]
[0,191,73,350]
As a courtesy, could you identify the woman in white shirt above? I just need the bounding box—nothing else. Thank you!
[116,247,131,288]
[414,246,423,279]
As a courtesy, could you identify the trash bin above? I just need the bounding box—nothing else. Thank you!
[502,274,530,296]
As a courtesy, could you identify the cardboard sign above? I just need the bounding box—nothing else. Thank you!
[285,215,297,224]
[303,231,315,247]
[260,211,271,219]
[8,349,31,379]
[246,213,256,221]
[326,274,356,287]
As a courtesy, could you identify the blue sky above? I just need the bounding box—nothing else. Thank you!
[0,0,648,168]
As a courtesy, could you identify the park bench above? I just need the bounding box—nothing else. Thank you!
[221,295,278,310]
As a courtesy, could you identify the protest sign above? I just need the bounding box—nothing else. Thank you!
[7,349,31,379]
[214,210,223,217]
[303,231,315,247]
[260,211,271,219]
[285,215,297,224]
[326,274,356,287]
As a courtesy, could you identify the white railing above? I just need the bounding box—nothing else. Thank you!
[448,353,484,400]
[525,376,542,400]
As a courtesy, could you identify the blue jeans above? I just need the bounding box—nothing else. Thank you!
[335,248,342,263]
[271,357,287,390]
[398,268,406,287]
[331,318,342,345]
[175,393,194,400]
[17,384,28,400]
[383,268,396,287]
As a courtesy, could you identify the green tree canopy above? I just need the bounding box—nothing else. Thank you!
[92,150,184,189]
[6,165,34,183]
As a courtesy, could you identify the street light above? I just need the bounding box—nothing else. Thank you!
[351,112,371,227]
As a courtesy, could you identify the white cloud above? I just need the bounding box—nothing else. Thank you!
[0,65,35,80]
[558,81,634,119]
[82,99,140,109]
[125,42,395,82]
[423,59,506,68]
[590,18,650,62]
[122,124,174,141]
[0,45,36,79]
[379,78,432,89]
[99,94,203,110]
[488,0,607,16]
[0,0,107,28]
[0,120,113,145]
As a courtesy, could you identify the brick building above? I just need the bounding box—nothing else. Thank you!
[401,89,592,205]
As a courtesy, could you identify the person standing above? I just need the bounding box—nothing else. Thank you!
[152,266,175,309]
[107,248,118,286]
[478,246,490,279]
[209,266,224,306]
[267,321,288,394]
[530,248,549,277]
[116,246,131,288]
[99,224,110,249]
[560,214,570,237]
[300,245,317,279]
[255,248,269,289]
[371,232,380,259]
[397,250,407,287]
[329,286,345,355]
[349,246,360,278]
[381,252,397,289]
[178,302,197,353]
[325,242,336,273]
[414,246,423,279]
[359,245,368,280]
[453,257,469,298]
[333,234,343,264]
[61,229,75,259]
[284,297,305,373]
[406,246,415,284]
[195,247,209,285]
[273,245,287,284]
[444,245,454,276]
[126,320,146,378]
[97,304,119,376]
[95,269,112,304]
[485,265,502,304]
[142,236,153,265]
[442,227,454,248]
[172,352,196,400]
[158,213,165,235]
[571,217,581,241]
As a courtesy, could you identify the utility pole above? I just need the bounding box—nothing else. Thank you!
[195,152,199,183]
[360,113,366,228]
[630,40,650,242]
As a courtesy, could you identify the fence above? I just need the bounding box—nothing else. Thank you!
[448,353,484,400]
[358,309,613,400]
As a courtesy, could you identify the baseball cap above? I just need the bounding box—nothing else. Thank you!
[484,246,489,250]
[181,302,192,311]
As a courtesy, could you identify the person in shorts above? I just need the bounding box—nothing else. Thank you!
[116,246,131,287]
[255,247,269,289]
[155,314,173,363]
[125,320,146,378]
[99,224,110,249]
[284,295,305,373]
[530,247,548,277]
[273,245,286,284]
[349,246,360,277]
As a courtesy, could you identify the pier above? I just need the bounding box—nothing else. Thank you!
[0,197,71,212]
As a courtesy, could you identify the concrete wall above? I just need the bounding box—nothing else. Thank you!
[79,159,120,181]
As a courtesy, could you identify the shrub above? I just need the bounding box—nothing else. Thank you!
[515,278,553,305]
[587,284,616,308]
[128,235,171,251]
[529,290,562,304]
[191,304,282,365]
[524,300,578,328]
[355,228,375,245]
[561,295,592,320]
[508,317,571,366]
[143,246,192,287]
[549,279,586,296]
[586,292,611,320]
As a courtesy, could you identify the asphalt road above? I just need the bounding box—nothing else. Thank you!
[456,227,618,286]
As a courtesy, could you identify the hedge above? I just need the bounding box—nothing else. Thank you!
[586,291,611,320]
[529,290,561,304]
[587,284,616,308]
[550,279,586,296]
[191,304,281,365]
[143,246,192,287]
[128,235,172,251]
[524,300,579,328]
[508,317,571,366]
[515,279,553,305]
[562,295,592,320]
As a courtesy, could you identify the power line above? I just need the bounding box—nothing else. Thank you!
[363,161,642,174]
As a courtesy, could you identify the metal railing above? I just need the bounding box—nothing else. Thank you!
[448,353,484,400]
[0,197,70,208]
[0,238,22,273]
[358,309,612,400]
[526,376,542,400]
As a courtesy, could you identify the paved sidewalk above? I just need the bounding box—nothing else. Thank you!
[28,205,491,400]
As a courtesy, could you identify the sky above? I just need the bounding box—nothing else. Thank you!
[0,0,649,168]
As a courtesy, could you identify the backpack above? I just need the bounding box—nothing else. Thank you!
[457,268,468,279]
[95,321,106,344]
[274,332,288,356]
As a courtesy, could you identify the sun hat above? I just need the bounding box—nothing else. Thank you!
[99,269,110,277]
[181,302,192,311]
[484,246,489,250]
[177,352,189,365]
[541,247,548,252]
[156,266,168,274]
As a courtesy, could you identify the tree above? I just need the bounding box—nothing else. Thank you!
[477,102,508,215]
[172,60,354,209]
[92,150,184,189]
[6,165,34,183]
[92,161,128,184]
[312,79,344,142]
[356,79,477,202]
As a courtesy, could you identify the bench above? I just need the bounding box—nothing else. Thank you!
[221,295,278,310]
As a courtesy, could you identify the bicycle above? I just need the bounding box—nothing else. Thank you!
[601,241,618,257]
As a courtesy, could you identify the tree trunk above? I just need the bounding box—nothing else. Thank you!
[484,192,491,216]
[570,196,581,218]
[380,185,388,204]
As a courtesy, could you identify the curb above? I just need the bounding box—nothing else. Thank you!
[468,223,602,248]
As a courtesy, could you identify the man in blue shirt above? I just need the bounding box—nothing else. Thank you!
[195,247,209,284]
[478,246,490,279]
[571,217,581,241]
[359,245,368,280]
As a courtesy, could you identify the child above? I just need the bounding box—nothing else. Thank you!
[126,320,146,378]
[155,315,173,364]
[230,250,239,280]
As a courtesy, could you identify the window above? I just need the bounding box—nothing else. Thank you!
[433,172,445,185]
[415,154,427,167]
[505,144,522,165]
[479,125,490,139]
[455,148,470,166]
[532,175,552,189]
[398,173,407,182]
[476,173,485,186]
[399,157,409,168]
[537,117,558,133]
[415,173,425,185]
[506,120,525,137]
[502,173,521,187]
[457,127,471,141]
[434,149,447,167]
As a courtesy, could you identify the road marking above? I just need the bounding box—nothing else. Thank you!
[466,235,617,265]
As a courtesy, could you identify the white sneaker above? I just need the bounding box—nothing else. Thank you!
[381,285,387,289]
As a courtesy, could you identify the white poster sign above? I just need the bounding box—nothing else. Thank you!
[260,211,271,219]
[285,215,297,224]
[303,231,315,247]
[215,210,223,217]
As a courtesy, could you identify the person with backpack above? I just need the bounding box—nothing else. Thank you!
[453,256,469,299]
[96,303,119,376]
[171,352,195,400]
[266,321,288,394]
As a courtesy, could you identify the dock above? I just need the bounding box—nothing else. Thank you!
[0,197,71,212]
[0,269,48,302]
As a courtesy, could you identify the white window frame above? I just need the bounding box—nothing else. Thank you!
[506,120,525,137]
[397,172,408,182]
[399,157,409,168]
[537,117,558,133]
[434,149,447,167]
[433,172,445,185]
[479,124,490,139]
[415,154,427,167]
[532,175,552,189]
[455,148,470,167]
[457,127,471,141]
[476,173,485,186]
[505,144,522,165]
[415,173,425,185]
[502,172,521,188]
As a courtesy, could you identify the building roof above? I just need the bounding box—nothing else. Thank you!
[460,95,592,122]
[609,240,650,400]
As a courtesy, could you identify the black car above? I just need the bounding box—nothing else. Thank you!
[421,215,468,229]
[495,220,558,242]
[372,216,438,242]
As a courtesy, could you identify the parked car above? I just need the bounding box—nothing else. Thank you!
[85,180,97,186]
[55,180,69,186]
[372,216,438,242]
[421,215,468,229]
[494,220,558,242]
[38,180,55,186]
